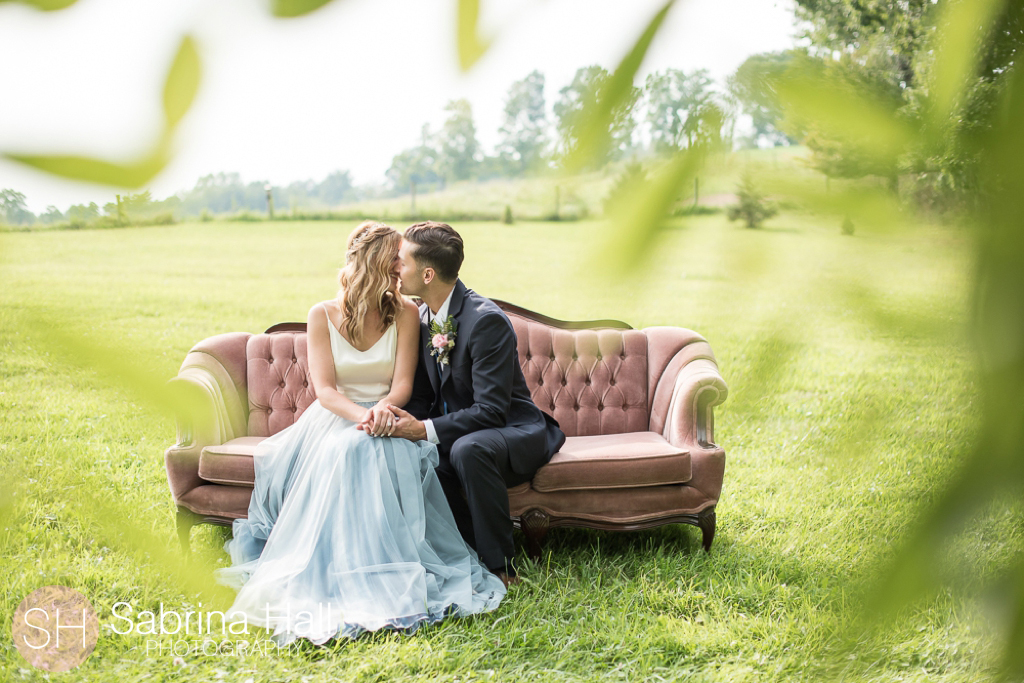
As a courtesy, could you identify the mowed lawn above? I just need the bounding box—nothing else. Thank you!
[0,214,1001,682]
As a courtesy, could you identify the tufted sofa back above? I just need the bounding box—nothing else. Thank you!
[506,312,649,437]
[234,305,709,440]
[246,332,316,437]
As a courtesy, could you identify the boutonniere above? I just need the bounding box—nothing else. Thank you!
[428,315,457,366]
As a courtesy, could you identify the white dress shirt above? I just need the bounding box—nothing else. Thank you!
[423,286,456,445]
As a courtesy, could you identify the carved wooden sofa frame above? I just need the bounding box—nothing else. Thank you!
[166,302,728,560]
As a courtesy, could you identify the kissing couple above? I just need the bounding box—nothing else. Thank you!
[215,220,566,646]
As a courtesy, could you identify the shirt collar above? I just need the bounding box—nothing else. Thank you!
[429,286,456,324]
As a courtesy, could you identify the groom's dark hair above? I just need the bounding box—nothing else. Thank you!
[403,221,464,283]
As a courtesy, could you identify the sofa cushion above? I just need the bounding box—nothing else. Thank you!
[531,432,690,492]
[198,437,266,487]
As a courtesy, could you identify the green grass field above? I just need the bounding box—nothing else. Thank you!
[0,210,1004,682]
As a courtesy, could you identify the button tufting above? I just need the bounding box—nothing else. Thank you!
[537,379,543,386]
[303,381,308,387]
[585,378,591,386]
[279,381,286,388]
[550,403,555,411]
[573,403,579,410]
[597,354,602,361]
[291,406,297,413]
[561,379,567,386]
[526,353,531,361]
[550,354,555,361]
[292,356,297,362]
[267,408,273,414]
[268,356,273,363]
[598,403,604,410]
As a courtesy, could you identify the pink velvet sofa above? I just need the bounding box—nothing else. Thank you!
[165,302,728,559]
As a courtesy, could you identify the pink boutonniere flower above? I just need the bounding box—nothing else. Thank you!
[428,315,457,366]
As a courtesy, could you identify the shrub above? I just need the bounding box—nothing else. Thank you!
[503,205,514,224]
[841,216,855,235]
[727,172,777,228]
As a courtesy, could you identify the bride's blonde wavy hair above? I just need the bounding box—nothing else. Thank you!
[337,221,402,343]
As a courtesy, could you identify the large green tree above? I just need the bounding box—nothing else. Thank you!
[436,99,480,183]
[789,0,1024,199]
[497,70,548,175]
[0,189,34,225]
[727,51,798,147]
[554,65,639,166]
[644,68,716,152]
[387,124,442,194]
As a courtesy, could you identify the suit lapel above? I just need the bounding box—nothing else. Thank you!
[438,280,467,390]
[419,303,440,395]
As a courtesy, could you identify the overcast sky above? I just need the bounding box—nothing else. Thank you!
[0,0,798,214]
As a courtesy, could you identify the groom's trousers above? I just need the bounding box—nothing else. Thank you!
[434,428,533,573]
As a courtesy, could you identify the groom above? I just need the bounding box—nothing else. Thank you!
[387,221,565,586]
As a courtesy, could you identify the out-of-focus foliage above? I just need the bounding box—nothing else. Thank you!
[727,51,798,147]
[270,0,336,18]
[554,65,641,168]
[602,161,647,216]
[11,0,1024,675]
[457,0,491,71]
[3,35,201,189]
[162,36,201,130]
[786,0,1024,209]
[558,0,674,173]
[590,2,1024,671]
[0,0,77,11]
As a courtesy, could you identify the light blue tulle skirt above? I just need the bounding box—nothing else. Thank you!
[214,399,505,646]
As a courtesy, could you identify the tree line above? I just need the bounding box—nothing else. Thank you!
[7,5,994,230]
[385,65,743,196]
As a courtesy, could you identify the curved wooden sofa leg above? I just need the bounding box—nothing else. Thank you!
[176,506,200,557]
[696,507,716,552]
[521,509,550,562]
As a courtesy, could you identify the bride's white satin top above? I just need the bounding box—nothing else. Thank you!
[323,304,397,403]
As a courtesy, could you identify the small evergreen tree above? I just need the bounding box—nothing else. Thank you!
[727,172,777,228]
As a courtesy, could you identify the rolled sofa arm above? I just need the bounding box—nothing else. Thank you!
[648,332,729,503]
[164,346,249,503]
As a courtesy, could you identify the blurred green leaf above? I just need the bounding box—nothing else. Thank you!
[270,0,337,18]
[926,0,1002,130]
[563,0,674,173]
[847,12,1024,677]
[0,0,78,10]
[761,174,907,233]
[13,305,211,432]
[599,145,702,274]
[3,140,171,189]
[3,34,201,189]
[163,35,202,130]
[457,0,491,71]
[776,60,918,163]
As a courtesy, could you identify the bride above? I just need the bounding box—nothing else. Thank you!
[215,221,506,646]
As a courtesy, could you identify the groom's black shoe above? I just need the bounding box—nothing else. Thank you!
[495,571,521,588]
